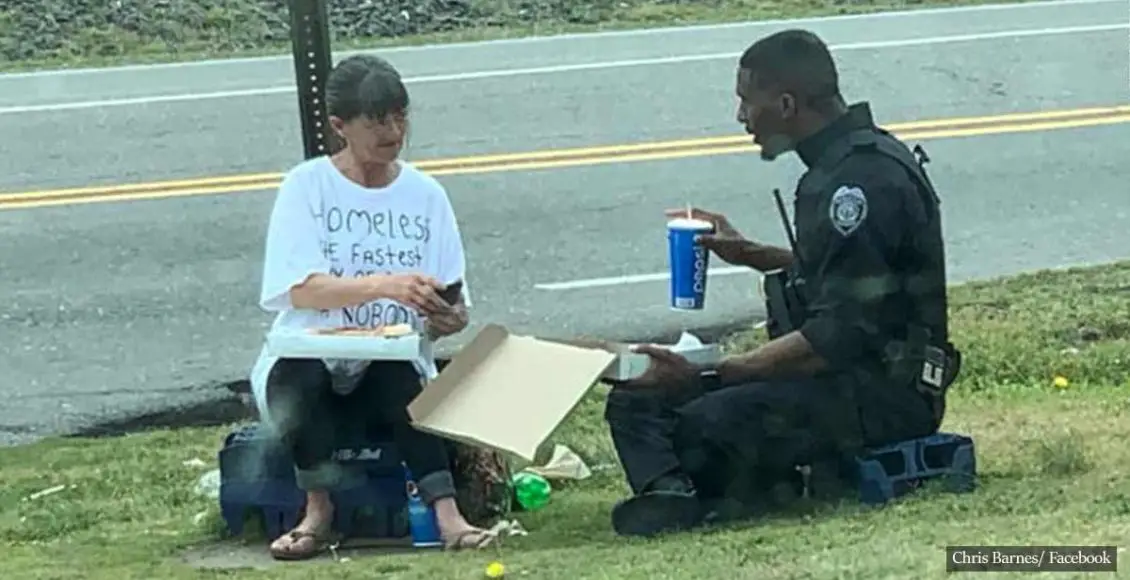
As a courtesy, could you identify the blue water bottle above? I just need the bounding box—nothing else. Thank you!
[404,466,442,548]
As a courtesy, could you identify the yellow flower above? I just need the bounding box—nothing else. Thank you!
[485,561,505,578]
[1053,375,1069,389]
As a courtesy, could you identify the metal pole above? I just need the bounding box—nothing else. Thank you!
[287,0,336,159]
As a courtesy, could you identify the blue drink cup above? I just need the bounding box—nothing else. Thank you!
[667,217,714,310]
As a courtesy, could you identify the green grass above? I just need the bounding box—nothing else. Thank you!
[0,0,1036,73]
[2,260,1128,579]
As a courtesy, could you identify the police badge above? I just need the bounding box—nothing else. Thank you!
[829,185,868,237]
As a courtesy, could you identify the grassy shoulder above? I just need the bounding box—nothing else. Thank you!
[1,0,1032,73]
[2,260,1128,579]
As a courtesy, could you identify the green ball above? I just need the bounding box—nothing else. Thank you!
[512,472,551,511]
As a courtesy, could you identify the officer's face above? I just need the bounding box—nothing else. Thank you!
[736,68,795,161]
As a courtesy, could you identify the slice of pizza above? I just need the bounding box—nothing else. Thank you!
[308,324,414,337]
[379,323,414,337]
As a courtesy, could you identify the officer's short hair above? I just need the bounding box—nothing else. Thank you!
[739,29,840,104]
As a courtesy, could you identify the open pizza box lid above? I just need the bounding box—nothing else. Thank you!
[407,324,719,461]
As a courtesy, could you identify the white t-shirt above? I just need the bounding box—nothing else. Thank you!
[248,156,471,425]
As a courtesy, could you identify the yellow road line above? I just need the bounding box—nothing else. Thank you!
[2,105,1129,210]
[419,104,1130,166]
[427,112,1130,176]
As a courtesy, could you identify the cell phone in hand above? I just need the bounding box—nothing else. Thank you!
[438,279,464,306]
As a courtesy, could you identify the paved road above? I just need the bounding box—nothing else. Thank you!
[1,0,1128,445]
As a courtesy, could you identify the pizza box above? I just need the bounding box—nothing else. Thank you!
[406,325,722,462]
[266,325,423,361]
[407,324,618,462]
[557,331,721,381]
[599,331,722,381]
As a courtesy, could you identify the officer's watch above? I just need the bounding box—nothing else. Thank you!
[698,367,723,391]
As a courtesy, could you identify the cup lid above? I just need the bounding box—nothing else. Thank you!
[667,217,713,230]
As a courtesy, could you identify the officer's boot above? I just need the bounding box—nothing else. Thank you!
[610,471,706,538]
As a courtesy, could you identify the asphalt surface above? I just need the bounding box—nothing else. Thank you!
[1,0,1128,445]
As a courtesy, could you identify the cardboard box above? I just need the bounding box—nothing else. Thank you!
[266,329,422,361]
[407,324,616,462]
[598,331,722,381]
[545,331,721,381]
[406,324,722,461]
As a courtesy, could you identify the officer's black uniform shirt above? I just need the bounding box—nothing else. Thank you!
[790,102,945,381]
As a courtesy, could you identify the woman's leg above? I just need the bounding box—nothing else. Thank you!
[349,361,494,549]
[264,358,342,558]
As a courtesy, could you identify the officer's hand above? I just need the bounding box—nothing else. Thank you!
[615,345,699,390]
[665,207,750,266]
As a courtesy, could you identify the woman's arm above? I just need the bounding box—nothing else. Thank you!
[425,184,471,338]
[289,273,385,311]
[259,170,331,313]
[289,272,448,313]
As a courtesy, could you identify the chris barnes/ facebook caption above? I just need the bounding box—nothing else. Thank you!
[946,546,1119,572]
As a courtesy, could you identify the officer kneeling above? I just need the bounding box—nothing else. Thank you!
[603,29,962,538]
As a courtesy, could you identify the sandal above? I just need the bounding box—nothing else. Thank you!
[269,528,339,561]
[443,528,496,551]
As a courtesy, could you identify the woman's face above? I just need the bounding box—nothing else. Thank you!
[333,111,408,164]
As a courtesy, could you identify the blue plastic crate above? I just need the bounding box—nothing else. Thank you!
[856,432,977,505]
[218,424,295,483]
[218,422,411,539]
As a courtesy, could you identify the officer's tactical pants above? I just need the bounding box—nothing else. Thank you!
[604,378,936,504]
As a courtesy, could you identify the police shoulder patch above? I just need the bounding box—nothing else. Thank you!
[828,185,868,237]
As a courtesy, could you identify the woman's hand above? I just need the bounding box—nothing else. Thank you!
[372,273,449,315]
[426,304,469,339]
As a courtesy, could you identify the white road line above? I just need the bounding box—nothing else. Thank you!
[535,266,752,291]
[0,0,1114,79]
[1,22,1124,116]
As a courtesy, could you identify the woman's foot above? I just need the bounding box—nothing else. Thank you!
[269,490,337,560]
[432,496,495,551]
[440,522,496,551]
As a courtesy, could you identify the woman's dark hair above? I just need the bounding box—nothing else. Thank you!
[326,54,410,123]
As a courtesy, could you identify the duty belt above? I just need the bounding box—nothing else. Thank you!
[883,325,962,425]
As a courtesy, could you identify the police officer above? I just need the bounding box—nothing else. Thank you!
[603,28,961,538]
